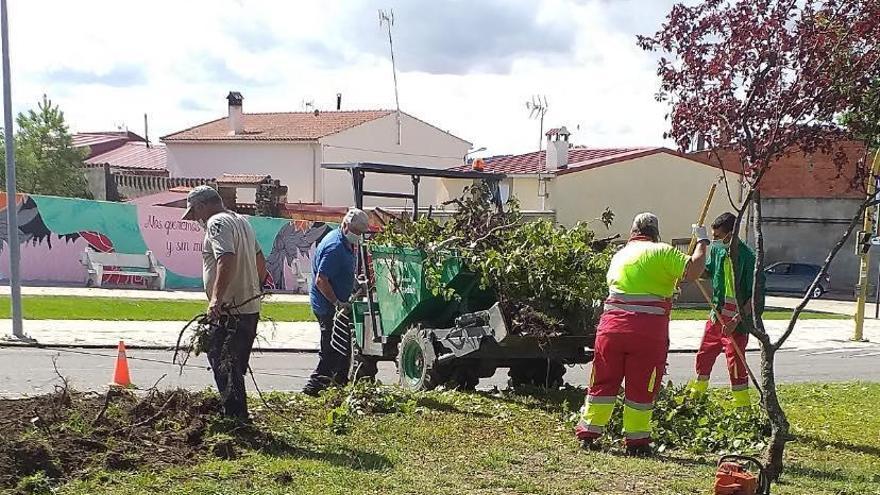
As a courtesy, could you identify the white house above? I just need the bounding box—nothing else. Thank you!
[162,92,472,207]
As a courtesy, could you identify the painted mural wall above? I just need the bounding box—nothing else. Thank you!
[0,193,330,293]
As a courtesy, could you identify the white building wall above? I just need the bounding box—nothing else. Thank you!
[320,112,471,207]
[165,141,319,203]
[165,112,470,208]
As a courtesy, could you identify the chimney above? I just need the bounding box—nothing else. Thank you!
[545,126,571,171]
[336,93,342,110]
[226,91,244,135]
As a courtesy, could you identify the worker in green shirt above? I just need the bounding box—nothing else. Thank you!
[689,212,765,407]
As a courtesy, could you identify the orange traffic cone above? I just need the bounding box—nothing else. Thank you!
[110,340,132,388]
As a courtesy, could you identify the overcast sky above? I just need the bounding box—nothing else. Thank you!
[5,0,682,156]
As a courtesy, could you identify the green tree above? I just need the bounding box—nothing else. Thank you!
[841,79,880,150]
[0,95,91,198]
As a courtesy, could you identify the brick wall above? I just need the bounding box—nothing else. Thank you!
[697,141,870,199]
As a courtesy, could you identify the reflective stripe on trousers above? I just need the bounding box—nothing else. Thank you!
[577,395,616,435]
[604,292,672,316]
[603,303,668,315]
[721,298,738,318]
[623,400,654,442]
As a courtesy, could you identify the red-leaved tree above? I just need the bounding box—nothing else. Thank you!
[639,0,880,479]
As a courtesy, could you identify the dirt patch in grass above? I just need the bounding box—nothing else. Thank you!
[0,389,234,489]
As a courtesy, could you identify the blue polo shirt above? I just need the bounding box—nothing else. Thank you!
[310,228,356,316]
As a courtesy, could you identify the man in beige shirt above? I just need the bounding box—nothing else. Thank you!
[183,186,267,420]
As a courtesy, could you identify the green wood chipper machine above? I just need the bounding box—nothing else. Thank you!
[323,162,595,391]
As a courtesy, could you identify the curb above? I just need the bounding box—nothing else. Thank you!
[0,342,319,353]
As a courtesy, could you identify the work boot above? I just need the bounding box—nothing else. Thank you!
[302,375,333,397]
[580,438,601,452]
[625,443,654,457]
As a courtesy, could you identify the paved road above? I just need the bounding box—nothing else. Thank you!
[1,346,877,398]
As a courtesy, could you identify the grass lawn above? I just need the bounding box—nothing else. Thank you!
[40,382,880,495]
[0,296,316,322]
[0,296,848,322]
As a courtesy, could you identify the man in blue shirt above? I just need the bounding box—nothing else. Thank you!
[303,207,369,396]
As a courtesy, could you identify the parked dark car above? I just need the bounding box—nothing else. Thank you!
[764,262,830,298]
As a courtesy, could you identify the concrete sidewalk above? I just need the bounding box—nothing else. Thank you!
[0,285,309,303]
[2,318,879,352]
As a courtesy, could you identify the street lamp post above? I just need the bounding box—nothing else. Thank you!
[1,0,25,340]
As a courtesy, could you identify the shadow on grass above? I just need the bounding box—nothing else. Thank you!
[654,453,715,469]
[795,434,880,458]
[784,464,862,484]
[477,386,587,414]
[415,396,492,418]
[224,424,393,471]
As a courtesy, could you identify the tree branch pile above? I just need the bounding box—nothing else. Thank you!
[372,182,615,338]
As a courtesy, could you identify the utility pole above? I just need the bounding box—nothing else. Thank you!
[379,9,401,145]
[853,148,880,341]
[1,0,25,341]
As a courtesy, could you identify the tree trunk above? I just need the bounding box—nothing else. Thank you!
[758,338,789,481]
[752,192,790,481]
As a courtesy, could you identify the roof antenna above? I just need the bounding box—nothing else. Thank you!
[525,95,549,152]
[526,95,550,208]
[379,9,401,145]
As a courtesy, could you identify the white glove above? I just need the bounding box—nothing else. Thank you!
[692,224,710,244]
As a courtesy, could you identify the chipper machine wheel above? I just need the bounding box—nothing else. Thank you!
[397,327,444,391]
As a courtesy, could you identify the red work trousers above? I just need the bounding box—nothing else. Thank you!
[695,318,749,388]
[576,310,669,446]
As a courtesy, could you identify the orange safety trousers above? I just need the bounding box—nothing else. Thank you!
[575,308,669,447]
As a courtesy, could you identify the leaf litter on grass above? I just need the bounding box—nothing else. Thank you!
[0,388,290,492]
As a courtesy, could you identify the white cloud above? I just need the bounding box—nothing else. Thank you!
[3,0,676,154]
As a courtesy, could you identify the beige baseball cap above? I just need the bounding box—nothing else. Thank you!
[182,185,222,220]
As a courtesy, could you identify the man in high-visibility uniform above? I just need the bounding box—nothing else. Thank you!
[689,212,765,407]
[575,212,709,455]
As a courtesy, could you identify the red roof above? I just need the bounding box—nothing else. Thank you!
[452,148,685,175]
[84,142,167,171]
[73,131,145,148]
[162,110,394,142]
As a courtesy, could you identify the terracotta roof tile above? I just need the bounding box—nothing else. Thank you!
[84,142,167,171]
[451,148,661,175]
[162,110,393,142]
[72,131,145,149]
[451,147,735,176]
